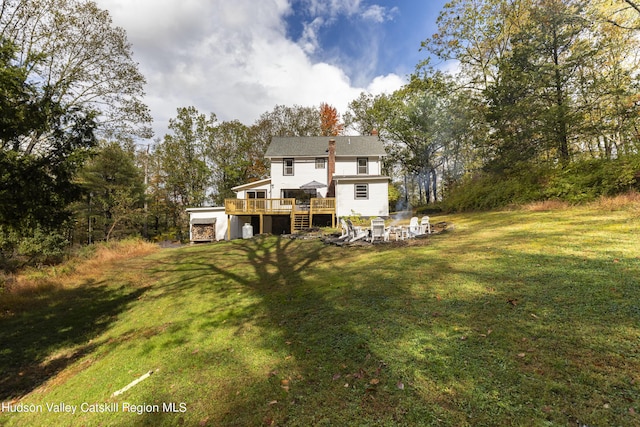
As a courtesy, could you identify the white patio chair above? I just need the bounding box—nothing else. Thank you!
[347,219,369,242]
[420,216,431,234]
[369,217,389,242]
[408,216,420,238]
[339,218,350,240]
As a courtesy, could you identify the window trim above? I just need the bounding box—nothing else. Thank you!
[246,190,266,199]
[283,158,294,176]
[315,157,326,169]
[354,184,369,200]
[357,158,368,175]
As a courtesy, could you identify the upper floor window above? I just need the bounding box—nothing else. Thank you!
[315,158,326,169]
[283,158,294,176]
[357,158,368,174]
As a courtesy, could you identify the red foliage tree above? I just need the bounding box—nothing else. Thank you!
[319,103,344,136]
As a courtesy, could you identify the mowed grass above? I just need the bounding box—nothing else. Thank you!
[1,200,640,426]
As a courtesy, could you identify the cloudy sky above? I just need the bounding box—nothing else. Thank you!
[93,0,449,139]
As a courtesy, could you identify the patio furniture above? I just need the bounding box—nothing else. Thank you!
[408,217,420,238]
[346,219,369,242]
[369,217,389,242]
[340,218,350,240]
[389,225,408,241]
[420,216,431,234]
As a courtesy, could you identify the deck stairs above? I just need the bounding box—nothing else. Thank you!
[293,214,310,231]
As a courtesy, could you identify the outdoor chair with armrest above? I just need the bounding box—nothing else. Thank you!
[369,217,389,242]
[420,216,431,235]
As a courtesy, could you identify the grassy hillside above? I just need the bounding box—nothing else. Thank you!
[1,197,639,426]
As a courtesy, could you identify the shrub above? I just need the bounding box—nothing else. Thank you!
[442,167,545,212]
[17,229,69,266]
[442,154,640,211]
[544,155,640,203]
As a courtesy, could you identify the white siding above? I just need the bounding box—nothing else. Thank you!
[334,157,382,176]
[271,158,329,197]
[335,180,389,218]
[187,208,229,241]
[235,182,272,199]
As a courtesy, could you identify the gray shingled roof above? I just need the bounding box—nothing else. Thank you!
[265,136,386,158]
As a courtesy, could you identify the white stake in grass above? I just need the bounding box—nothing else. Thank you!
[111,370,154,397]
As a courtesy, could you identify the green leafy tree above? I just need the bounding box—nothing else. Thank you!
[344,93,379,136]
[484,0,593,167]
[153,107,213,236]
[0,0,152,143]
[254,104,321,138]
[579,1,640,157]
[423,0,514,94]
[0,40,96,268]
[77,142,146,242]
[208,120,254,205]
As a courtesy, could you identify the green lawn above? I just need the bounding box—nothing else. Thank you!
[1,202,639,426]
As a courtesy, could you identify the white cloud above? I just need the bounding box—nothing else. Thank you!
[366,74,406,95]
[361,5,398,23]
[95,0,406,139]
[298,17,325,54]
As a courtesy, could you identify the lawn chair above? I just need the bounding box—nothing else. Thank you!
[420,216,431,234]
[346,219,369,242]
[408,216,420,238]
[339,218,350,240]
[369,217,389,242]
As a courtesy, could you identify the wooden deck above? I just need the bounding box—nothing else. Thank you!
[224,198,336,234]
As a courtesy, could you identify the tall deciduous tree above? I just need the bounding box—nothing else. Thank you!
[319,102,343,136]
[254,104,321,137]
[207,120,254,205]
[154,107,213,233]
[344,92,382,135]
[0,0,152,144]
[485,0,593,167]
[423,0,515,94]
[0,39,96,236]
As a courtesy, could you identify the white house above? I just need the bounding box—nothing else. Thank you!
[188,136,390,241]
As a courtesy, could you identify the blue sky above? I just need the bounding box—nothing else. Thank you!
[95,0,449,139]
[285,1,447,85]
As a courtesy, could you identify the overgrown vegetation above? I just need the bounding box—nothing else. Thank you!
[1,199,639,426]
[441,156,640,211]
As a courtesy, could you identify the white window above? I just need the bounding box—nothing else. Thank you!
[283,158,294,176]
[315,158,325,169]
[357,158,368,174]
[354,184,368,200]
[247,190,266,199]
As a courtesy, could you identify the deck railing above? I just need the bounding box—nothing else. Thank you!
[310,198,336,213]
[225,198,336,215]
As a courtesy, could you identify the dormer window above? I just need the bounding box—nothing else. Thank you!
[283,158,294,176]
[357,158,368,175]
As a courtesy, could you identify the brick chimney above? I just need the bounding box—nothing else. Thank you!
[327,138,336,197]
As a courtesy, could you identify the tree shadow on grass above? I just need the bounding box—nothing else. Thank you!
[138,236,426,425]
[0,280,148,401]
[122,232,640,425]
